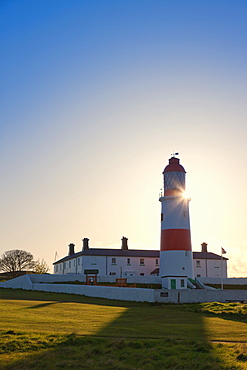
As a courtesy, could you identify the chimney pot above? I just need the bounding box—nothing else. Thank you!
[121,236,128,250]
[82,238,89,251]
[201,242,208,253]
[68,243,75,256]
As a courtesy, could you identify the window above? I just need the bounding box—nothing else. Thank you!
[181,279,185,287]
[63,262,66,269]
[60,264,62,271]
[140,259,144,266]
[140,273,144,276]
[69,261,71,268]
[91,257,97,265]
[78,258,80,265]
[197,274,201,277]
[161,213,163,221]
[196,260,201,267]
[160,292,168,297]
[182,267,185,270]
[55,265,58,272]
[74,260,76,267]
[127,258,130,265]
[109,272,116,275]
[111,258,116,264]
[155,259,159,266]
[185,251,188,257]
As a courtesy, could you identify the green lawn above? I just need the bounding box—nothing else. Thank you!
[0,288,246,369]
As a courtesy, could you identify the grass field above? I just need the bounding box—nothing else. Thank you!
[0,288,246,369]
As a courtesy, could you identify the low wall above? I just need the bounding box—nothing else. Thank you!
[200,277,247,285]
[1,275,246,304]
[31,274,161,285]
[30,274,247,286]
[154,289,247,303]
[0,274,33,290]
[32,283,155,302]
[30,274,86,283]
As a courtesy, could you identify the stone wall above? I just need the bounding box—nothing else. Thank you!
[0,274,33,290]
[200,277,247,285]
[32,283,155,302]
[29,274,161,285]
[1,274,246,303]
[14,274,246,286]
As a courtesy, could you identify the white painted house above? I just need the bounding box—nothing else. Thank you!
[54,237,160,277]
[193,242,228,278]
[53,239,227,279]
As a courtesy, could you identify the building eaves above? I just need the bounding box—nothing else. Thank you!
[53,248,160,264]
[193,252,228,260]
[53,249,228,265]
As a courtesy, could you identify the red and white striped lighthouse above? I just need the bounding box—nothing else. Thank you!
[159,156,194,288]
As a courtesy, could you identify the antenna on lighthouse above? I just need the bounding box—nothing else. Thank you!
[159,188,163,197]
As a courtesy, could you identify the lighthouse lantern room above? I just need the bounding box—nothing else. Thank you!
[159,156,194,289]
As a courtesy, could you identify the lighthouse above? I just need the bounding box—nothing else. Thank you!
[159,156,194,289]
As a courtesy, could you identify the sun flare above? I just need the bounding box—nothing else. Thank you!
[182,191,191,200]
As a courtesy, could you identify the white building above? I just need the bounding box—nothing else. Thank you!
[53,238,227,279]
[193,242,228,278]
[54,237,160,278]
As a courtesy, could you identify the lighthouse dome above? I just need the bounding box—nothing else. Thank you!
[163,157,186,195]
[163,157,186,173]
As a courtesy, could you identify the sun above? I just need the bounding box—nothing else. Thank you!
[182,191,191,200]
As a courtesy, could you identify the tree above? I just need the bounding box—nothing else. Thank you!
[0,249,34,275]
[32,259,49,274]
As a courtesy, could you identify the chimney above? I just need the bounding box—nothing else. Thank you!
[82,238,89,251]
[201,242,208,253]
[121,236,128,250]
[68,243,75,256]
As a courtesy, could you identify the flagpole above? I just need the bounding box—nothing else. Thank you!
[220,247,227,290]
[221,248,223,290]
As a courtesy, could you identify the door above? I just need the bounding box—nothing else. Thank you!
[171,279,176,289]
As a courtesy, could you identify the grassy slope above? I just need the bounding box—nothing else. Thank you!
[0,288,247,369]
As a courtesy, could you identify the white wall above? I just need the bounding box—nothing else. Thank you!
[0,274,33,289]
[193,259,227,278]
[54,255,159,277]
[1,275,246,303]
[160,250,194,278]
[32,283,155,302]
[55,254,228,280]
[29,274,161,285]
[154,289,247,303]
[200,277,247,285]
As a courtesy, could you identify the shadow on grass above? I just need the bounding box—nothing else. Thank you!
[0,287,145,308]
[2,332,240,370]
[180,303,247,324]
[0,289,246,369]
[24,302,61,309]
[201,312,247,325]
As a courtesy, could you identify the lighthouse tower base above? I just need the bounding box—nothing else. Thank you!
[160,250,194,289]
[161,276,188,289]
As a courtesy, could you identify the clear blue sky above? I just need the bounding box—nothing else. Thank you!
[0,0,247,276]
